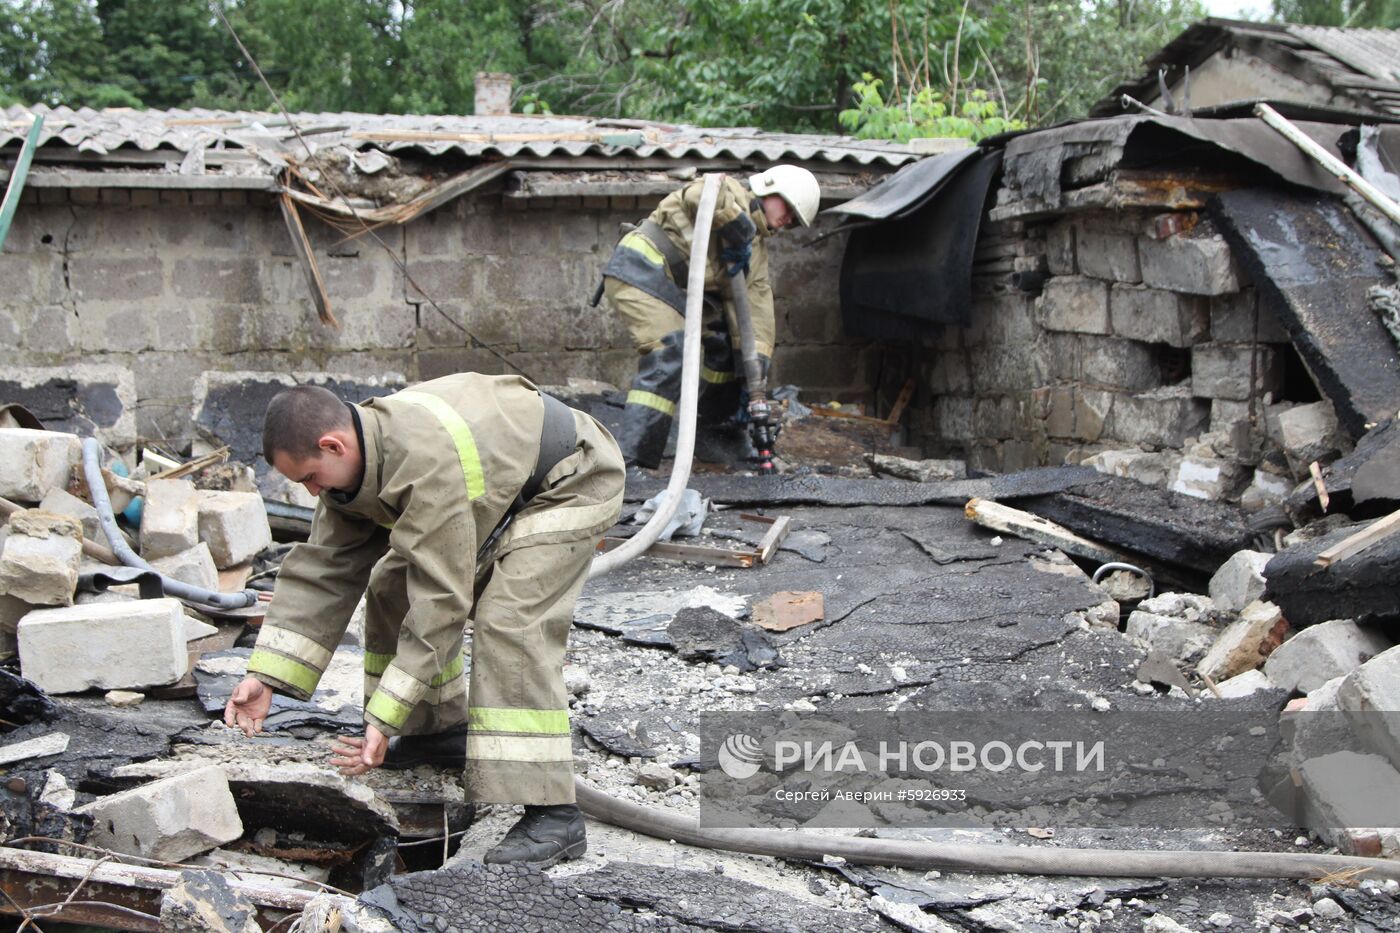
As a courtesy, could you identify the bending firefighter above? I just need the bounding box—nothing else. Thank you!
[224,374,624,866]
[595,165,820,468]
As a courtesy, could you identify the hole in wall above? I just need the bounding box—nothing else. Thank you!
[1153,345,1191,385]
[1276,344,1321,404]
[40,234,52,244]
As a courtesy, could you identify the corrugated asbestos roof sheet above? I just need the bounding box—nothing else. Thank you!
[1091,18,1400,119]
[1289,24,1400,85]
[0,104,916,167]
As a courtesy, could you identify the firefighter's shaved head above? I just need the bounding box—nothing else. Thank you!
[263,385,354,463]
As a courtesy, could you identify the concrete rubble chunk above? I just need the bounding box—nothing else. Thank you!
[0,731,70,765]
[1270,401,1340,471]
[1084,448,1181,488]
[0,509,82,606]
[17,597,187,693]
[1207,669,1275,699]
[151,542,219,592]
[38,486,102,543]
[1295,752,1400,852]
[140,478,200,561]
[1197,600,1289,682]
[1262,619,1394,694]
[105,689,145,708]
[865,453,967,482]
[77,765,243,861]
[0,428,80,502]
[1170,455,1249,501]
[1126,612,1215,667]
[197,490,272,569]
[193,848,331,890]
[1337,645,1400,772]
[1208,551,1272,613]
[159,869,261,933]
[636,761,680,790]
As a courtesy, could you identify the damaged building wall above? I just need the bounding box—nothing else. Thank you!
[0,185,867,444]
[912,206,1302,502]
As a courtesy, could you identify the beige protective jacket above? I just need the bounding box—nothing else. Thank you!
[247,373,623,736]
[648,175,776,357]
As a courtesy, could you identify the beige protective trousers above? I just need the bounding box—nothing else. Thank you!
[363,536,594,805]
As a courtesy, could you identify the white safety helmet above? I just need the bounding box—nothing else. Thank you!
[749,165,821,227]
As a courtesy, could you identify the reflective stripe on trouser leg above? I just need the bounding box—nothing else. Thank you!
[463,538,594,805]
[616,329,684,469]
[364,550,467,735]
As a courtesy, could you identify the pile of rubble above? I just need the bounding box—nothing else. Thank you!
[0,385,1397,930]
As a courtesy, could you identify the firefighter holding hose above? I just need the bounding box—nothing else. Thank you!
[594,166,821,472]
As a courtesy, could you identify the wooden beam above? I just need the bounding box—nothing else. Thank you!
[1314,509,1400,568]
[278,190,337,328]
[0,846,310,931]
[964,497,1129,565]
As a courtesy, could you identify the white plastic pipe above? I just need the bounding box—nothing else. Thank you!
[589,172,720,579]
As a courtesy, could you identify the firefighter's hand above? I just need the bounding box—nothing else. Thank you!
[224,677,273,736]
[330,725,388,776]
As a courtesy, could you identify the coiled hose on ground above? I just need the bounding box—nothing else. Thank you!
[572,173,1400,883]
[80,437,260,611]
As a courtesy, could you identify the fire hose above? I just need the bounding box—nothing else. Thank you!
[577,174,1400,882]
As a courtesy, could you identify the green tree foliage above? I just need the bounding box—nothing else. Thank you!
[0,0,1219,136]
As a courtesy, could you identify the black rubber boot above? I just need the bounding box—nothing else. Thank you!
[381,725,468,770]
[482,804,587,867]
[617,331,685,469]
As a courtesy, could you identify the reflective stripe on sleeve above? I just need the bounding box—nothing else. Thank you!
[379,665,429,708]
[468,706,570,735]
[363,651,394,676]
[429,652,465,687]
[256,627,334,671]
[467,733,574,763]
[625,390,676,417]
[394,390,487,501]
[366,690,413,730]
[247,649,321,696]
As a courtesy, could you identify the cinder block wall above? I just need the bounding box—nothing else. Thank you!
[0,187,864,445]
[912,209,1293,480]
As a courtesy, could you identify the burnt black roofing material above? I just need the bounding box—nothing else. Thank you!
[1211,188,1400,440]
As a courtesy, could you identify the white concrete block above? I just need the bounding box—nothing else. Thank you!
[1296,752,1400,850]
[1207,551,1272,613]
[17,597,186,693]
[197,491,271,569]
[0,428,80,502]
[1263,619,1393,694]
[141,479,200,560]
[77,765,243,861]
[151,543,219,592]
[39,487,102,543]
[1198,601,1290,682]
[0,510,82,605]
[1170,455,1249,501]
[1338,645,1400,773]
[1207,668,1275,699]
[1125,610,1215,666]
[1271,401,1339,466]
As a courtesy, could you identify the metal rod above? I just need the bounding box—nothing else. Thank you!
[1255,102,1400,228]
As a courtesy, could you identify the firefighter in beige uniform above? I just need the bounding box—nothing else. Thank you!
[597,165,821,468]
[224,373,624,866]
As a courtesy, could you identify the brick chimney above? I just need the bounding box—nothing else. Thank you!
[474,73,513,116]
